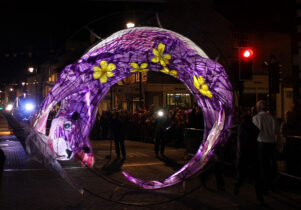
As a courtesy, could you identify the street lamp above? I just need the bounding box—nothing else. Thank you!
[9,88,14,92]
[28,66,39,102]
[28,67,35,73]
[126,22,135,29]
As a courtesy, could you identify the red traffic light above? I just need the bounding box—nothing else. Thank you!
[241,48,254,59]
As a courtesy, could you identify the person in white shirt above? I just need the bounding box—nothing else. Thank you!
[252,100,277,192]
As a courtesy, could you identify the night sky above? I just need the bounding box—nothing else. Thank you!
[0,0,294,85]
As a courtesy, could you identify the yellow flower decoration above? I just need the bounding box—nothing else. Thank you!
[130,62,149,73]
[151,43,171,67]
[160,67,178,77]
[193,75,212,98]
[93,60,115,83]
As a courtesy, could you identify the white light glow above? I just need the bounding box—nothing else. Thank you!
[28,67,34,73]
[126,22,135,28]
[5,104,13,111]
[158,110,164,117]
[25,103,35,111]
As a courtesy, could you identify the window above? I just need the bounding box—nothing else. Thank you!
[167,93,191,108]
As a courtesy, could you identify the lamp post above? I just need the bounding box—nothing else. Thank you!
[8,87,15,104]
[126,21,143,110]
[28,66,38,101]
[139,72,143,109]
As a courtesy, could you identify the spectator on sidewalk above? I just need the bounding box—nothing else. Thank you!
[252,100,278,193]
[282,106,301,176]
[234,113,264,204]
[154,109,169,157]
[111,111,126,159]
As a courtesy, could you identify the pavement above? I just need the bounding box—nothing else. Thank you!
[0,113,301,209]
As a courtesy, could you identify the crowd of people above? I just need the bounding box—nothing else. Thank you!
[91,100,301,205]
[234,100,301,205]
[92,104,204,150]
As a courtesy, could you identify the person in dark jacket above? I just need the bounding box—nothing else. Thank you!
[154,110,169,157]
[234,114,264,205]
[111,111,126,159]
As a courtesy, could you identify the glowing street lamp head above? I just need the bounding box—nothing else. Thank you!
[9,88,14,92]
[126,22,135,29]
[28,67,34,73]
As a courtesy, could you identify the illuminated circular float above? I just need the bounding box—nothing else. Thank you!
[33,27,233,189]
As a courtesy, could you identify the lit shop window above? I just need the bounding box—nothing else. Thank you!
[167,93,191,107]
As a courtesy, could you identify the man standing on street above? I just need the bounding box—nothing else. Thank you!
[111,111,126,159]
[252,100,277,192]
[154,109,169,158]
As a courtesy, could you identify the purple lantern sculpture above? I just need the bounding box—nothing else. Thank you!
[33,27,233,190]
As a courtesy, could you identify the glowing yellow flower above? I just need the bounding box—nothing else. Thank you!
[193,75,212,98]
[93,60,115,83]
[160,67,178,77]
[151,43,171,67]
[130,62,149,73]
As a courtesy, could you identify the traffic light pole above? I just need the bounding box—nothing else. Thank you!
[237,47,253,114]
[139,72,143,109]
[268,65,273,114]
[238,81,244,116]
[266,56,280,114]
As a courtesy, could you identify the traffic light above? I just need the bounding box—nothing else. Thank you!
[239,48,254,81]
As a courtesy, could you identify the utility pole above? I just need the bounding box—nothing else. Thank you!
[139,72,142,109]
